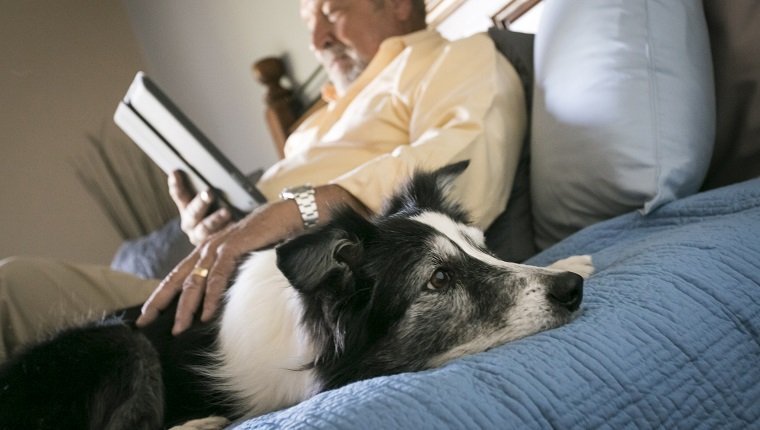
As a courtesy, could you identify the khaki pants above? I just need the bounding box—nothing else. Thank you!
[0,256,158,362]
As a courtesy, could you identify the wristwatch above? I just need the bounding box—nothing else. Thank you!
[279,185,319,229]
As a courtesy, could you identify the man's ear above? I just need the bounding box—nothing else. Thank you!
[381,160,470,222]
[275,210,372,294]
[388,0,413,22]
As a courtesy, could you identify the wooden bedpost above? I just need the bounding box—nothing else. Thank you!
[252,57,299,159]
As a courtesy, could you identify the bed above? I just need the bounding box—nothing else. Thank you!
[112,0,760,428]
[229,170,760,429]
[232,0,760,428]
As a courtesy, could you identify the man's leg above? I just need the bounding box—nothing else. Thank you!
[0,256,159,362]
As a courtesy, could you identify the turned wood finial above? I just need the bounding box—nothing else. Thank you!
[252,57,292,103]
[252,56,286,81]
[252,57,298,159]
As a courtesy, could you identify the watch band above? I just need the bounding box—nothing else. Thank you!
[279,185,319,229]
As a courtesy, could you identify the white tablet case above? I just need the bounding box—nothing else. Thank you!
[114,72,266,214]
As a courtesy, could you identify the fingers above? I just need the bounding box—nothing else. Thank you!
[136,251,198,328]
[138,204,281,335]
[191,207,231,244]
[168,170,195,209]
[181,190,212,231]
[170,171,230,245]
[201,244,239,322]
[181,191,231,245]
[171,224,237,334]
[137,226,238,335]
[172,243,219,335]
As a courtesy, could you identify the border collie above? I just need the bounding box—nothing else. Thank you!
[0,162,592,429]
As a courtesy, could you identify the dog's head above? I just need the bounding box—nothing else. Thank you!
[275,162,583,388]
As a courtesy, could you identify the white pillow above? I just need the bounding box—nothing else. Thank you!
[531,0,715,249]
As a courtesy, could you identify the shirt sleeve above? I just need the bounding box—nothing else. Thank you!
[332,34,526,229]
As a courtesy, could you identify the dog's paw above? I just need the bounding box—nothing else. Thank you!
[170,416,231,430]
[547,255,594,279]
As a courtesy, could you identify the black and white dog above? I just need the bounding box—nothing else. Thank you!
[0,162,592,429]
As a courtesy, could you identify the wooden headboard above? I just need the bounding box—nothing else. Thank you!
[253,0,541,158]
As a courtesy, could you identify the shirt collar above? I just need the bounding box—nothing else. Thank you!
[321,29,440,102]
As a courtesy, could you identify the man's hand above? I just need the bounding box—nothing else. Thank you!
[136,184,370,335]
[169,170,232,245]
[136,201,298,335]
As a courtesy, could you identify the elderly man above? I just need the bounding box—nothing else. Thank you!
[0,0,525,360]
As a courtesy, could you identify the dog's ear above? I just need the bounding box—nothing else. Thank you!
[381,160,470,222]
[275,209,373,294]
[429,160,470,195]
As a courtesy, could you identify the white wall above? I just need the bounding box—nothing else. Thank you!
[121,0,319,175]
[0,1,148,264]
[1,1,318,265]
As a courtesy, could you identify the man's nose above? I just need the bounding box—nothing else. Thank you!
[310,15,335,53]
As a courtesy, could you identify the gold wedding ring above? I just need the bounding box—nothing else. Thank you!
[191,266,209,278]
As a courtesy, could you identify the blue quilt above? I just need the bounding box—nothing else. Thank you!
[232,178,760,429]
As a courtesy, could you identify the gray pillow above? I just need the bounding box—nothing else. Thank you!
[701,0,760,190]
[531,0,715,249]
[484,28,536,263]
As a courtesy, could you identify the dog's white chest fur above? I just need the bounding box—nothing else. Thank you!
[214,250,320,416]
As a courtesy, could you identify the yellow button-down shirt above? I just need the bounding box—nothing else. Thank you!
[257,29,525,229]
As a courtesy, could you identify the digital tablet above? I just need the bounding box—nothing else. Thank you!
[114,71,267,216]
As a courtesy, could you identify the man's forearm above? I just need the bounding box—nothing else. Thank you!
[313,184,373,223]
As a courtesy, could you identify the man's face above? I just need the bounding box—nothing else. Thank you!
[301,0,404,95]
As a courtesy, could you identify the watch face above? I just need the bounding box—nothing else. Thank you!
[280,185,314,200]
[286,185,313,194]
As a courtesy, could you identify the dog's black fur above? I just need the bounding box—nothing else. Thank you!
[276,162,474,389]
[0,319,162,429]
[0,161,584,429]
[0,301,230,429]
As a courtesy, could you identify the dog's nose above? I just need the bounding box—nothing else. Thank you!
[546,272,584,312]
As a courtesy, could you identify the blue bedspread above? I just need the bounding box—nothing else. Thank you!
[233,178,760,429]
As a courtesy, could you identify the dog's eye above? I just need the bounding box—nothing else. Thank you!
[428,269,452,290]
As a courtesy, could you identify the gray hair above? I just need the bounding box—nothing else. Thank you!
[411,0,426,22]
